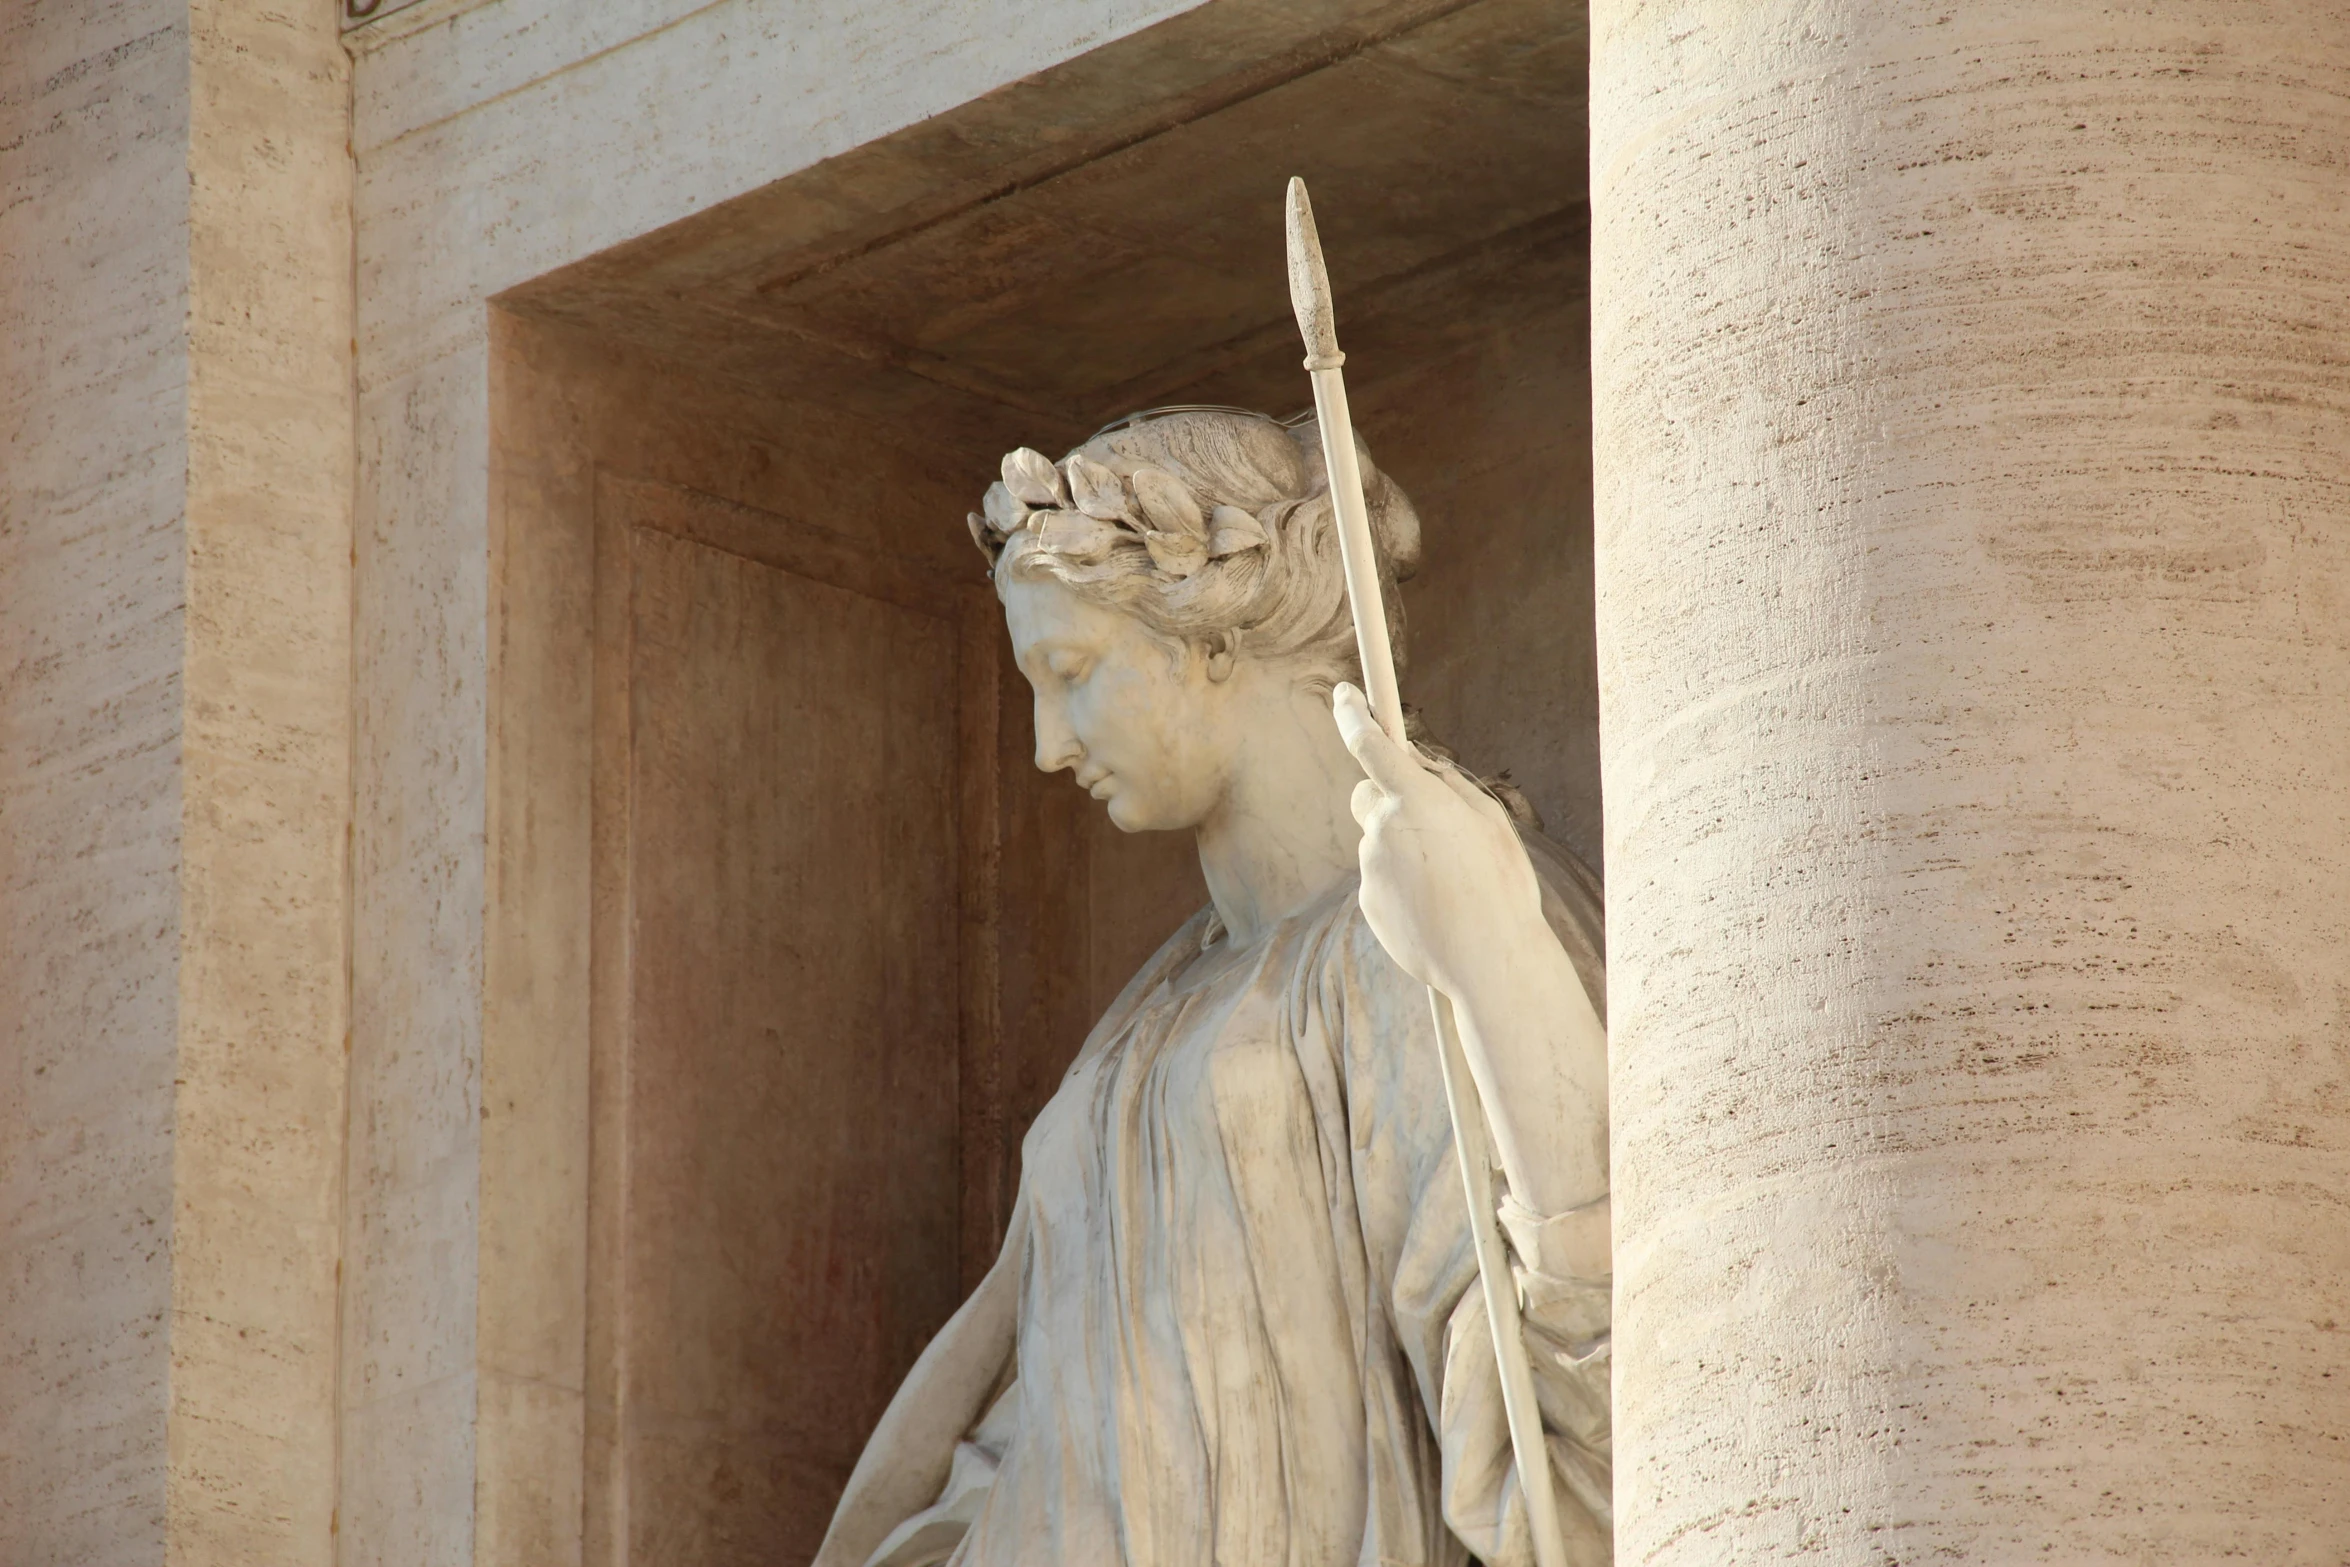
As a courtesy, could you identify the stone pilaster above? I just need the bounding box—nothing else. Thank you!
[0,2,353,1561]
[170,0,356,1561]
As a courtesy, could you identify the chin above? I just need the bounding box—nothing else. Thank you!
[1101,791,1171,834]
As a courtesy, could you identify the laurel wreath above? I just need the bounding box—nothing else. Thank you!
[967,446,1272,581]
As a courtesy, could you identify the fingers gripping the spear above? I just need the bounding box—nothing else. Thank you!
[1333,680,1536,999]
[1333,681,1423,824]
[1333,682,1516,833]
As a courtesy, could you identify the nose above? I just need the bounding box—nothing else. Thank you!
[1033,694,1082,775]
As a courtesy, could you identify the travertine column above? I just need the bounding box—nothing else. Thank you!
[1592,4,2350,1561]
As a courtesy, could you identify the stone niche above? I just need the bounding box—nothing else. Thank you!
[484,0,1590,1557]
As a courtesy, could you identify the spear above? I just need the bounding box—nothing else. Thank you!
[1285,177,1571,1567]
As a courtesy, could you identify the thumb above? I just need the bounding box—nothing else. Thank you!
[1332,682,1426,798]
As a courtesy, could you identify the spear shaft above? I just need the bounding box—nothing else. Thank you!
[1285,177,1572,1567]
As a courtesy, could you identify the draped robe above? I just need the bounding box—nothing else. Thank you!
[856,835,1611,1567]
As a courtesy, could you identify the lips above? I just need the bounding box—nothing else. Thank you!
[1076,767,1113,797]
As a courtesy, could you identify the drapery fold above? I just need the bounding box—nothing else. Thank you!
[859,839,1609,1567]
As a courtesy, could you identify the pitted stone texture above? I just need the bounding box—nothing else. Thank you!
[0,3,190,1559]
[167,2,355,1563]
[2,3,353,1561]
[1592,3,2350,1561]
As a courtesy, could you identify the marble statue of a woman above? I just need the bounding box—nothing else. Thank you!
[815,409,1612,1567]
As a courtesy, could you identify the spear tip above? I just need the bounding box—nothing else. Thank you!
[1284,177,1342,368]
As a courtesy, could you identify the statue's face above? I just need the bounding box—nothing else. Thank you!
[1000,572,1234,833]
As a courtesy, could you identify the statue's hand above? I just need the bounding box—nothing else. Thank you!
[1335,683,1609,1218]
[1333,682,1548,998]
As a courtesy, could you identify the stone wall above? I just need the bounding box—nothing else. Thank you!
[480,310,1032,1565]
[0,1,353,1561]
[0,4,190,1558]
[173,0,355,1559]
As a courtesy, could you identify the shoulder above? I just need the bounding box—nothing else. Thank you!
[1075,903,1219,1050]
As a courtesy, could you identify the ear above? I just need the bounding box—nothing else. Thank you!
[1200,628,1242,683]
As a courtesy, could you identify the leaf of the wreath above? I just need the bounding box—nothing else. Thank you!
[1066,454,1133,522]
[982,481,1029,534]
[1002,448,1068,508]
[1034,511,1123,564]
[1207,504,1268,556]
[1131,466,1206,541]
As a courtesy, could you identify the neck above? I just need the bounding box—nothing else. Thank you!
[1194,675,1364,948]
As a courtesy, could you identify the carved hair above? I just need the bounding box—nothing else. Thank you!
[967,408,1422,684]
[968,407,1553,831]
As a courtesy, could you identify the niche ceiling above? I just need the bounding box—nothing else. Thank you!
[505,0,1587,444]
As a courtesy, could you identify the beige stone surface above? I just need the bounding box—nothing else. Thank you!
[476,314,596,1567]
[1592,2,2350,1560]
[170,1,354,1562]
[0,4,190,1559]
[343,334,489,1567]
[2,1,353,1561]
[484,311,1054,1567]
[1351,282,1598,865]
[625,518,965,1562]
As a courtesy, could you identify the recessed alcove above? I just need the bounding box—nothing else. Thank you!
[482,0,1589,1557]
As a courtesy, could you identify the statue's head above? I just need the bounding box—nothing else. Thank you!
[968,407,1420,833]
